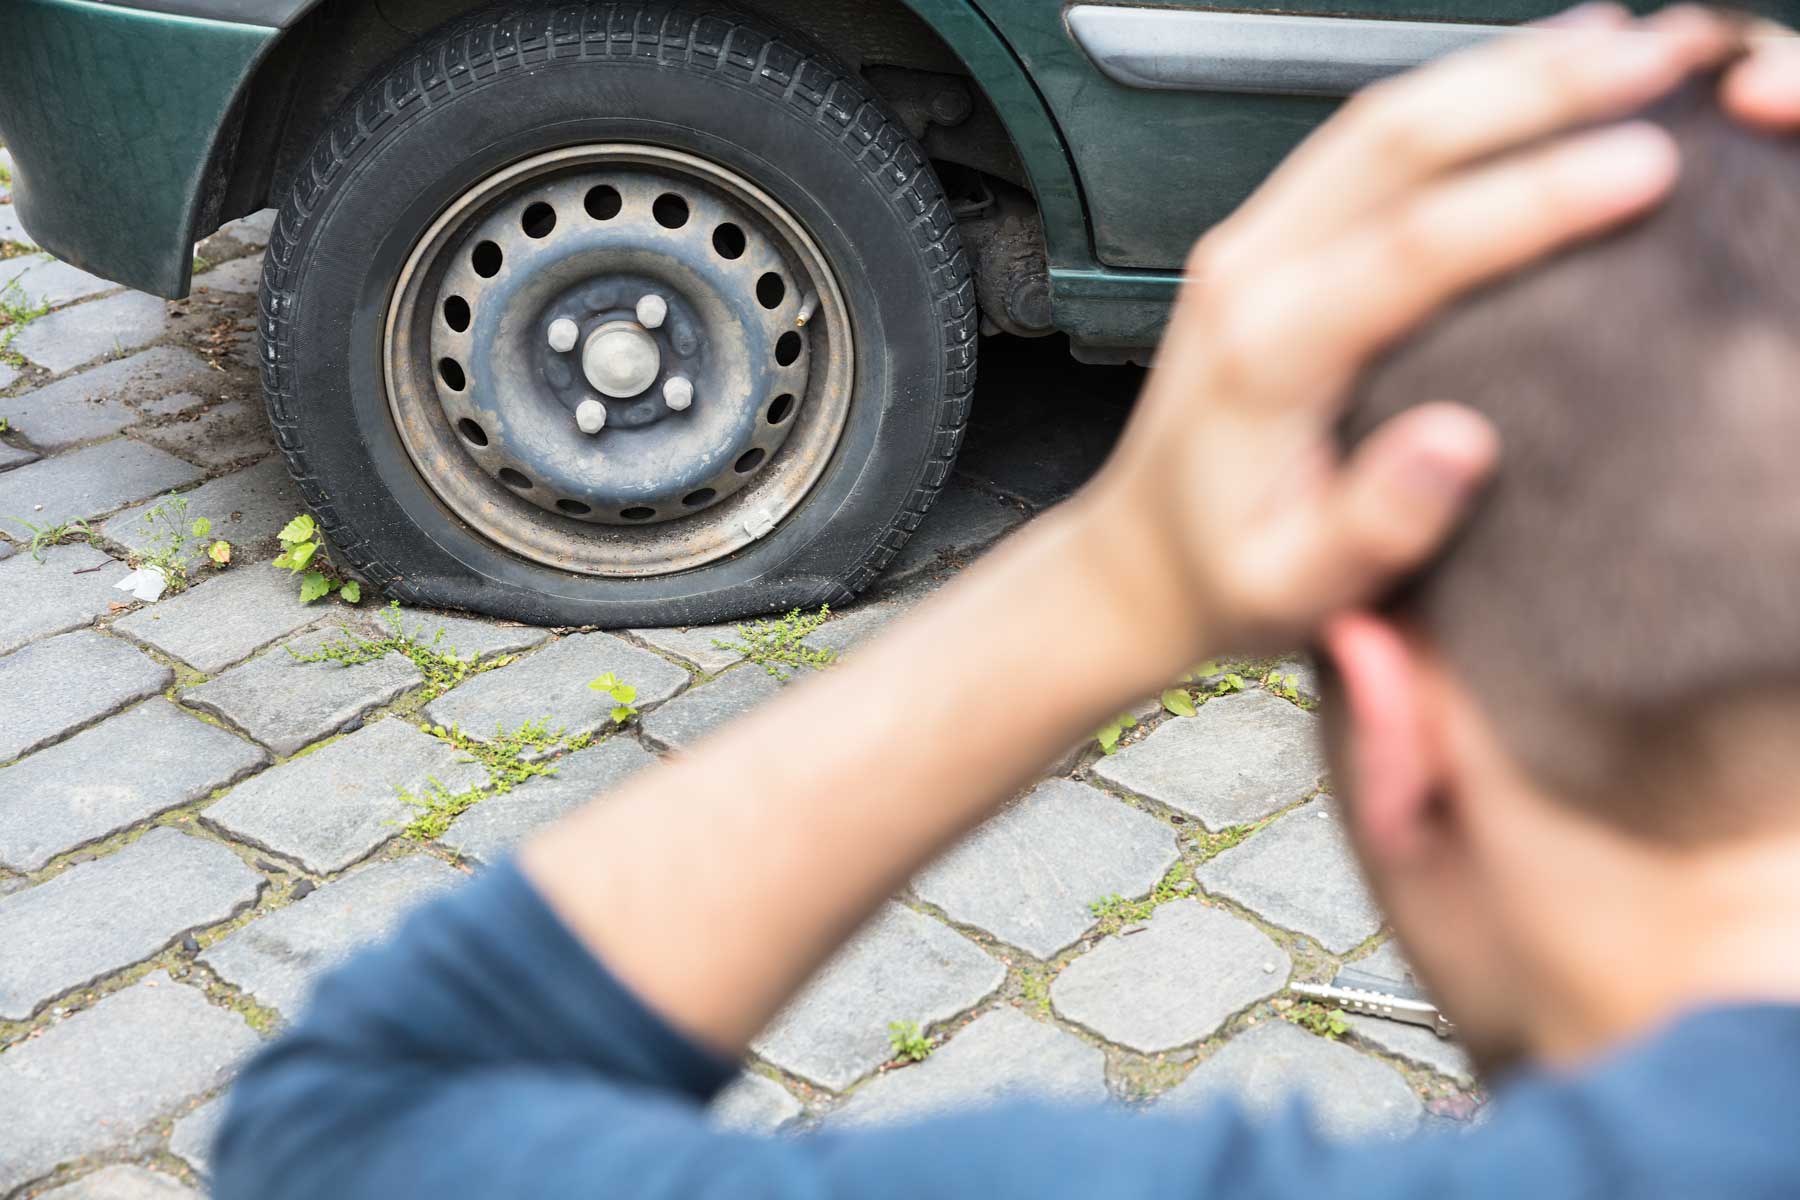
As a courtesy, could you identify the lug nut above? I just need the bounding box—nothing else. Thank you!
[663,376,693,411]
[635,294,668,329]
[575,398,607,434]
[547,317,580,353]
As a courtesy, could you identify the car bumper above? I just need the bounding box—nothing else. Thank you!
[0,0,274,297]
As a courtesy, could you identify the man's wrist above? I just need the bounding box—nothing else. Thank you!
[1046,485,1215,697]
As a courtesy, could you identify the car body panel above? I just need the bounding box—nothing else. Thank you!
[0,0,273,296]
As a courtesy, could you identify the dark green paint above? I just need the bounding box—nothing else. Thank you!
[8,0,1788,341]
[0,0,273,296]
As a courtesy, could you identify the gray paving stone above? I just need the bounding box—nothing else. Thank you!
[804,586,923,657]
[202,718,486,874]
[181,624,424,756]
[0,541,131,655]
[0,828,262,1020]
[0,439,202,540]
[41,1166,199,1199]
[439,737,656,864]
[11,290,173,374]
[0,973,257,1192]
[131,397,274,468]
[423,632,688,743]
[627,622,746,673]
[1092,690,1327,828]
[752,903,1004,1091]
[99,456,302,561]
[391,607,551,662]
[0,536,13,557]
[0,360,18,391]
[880,480,1024,585]
[42,1166,200,1199]
[0,254,119,309]
[1341,941,1474,1083]
[168,1095,225,1177]
[1196,798,1381,954]
[1159,1019,1423,1140]
[913,779,1178,959]
[113,562,323,674]
[192,255,262,295]
[0,347,215,452]
[217,210,276,249]
[0,440,37,469]
[203,855,464,1016]
[711,1073,803,1133]
[0,630,172,764]
[0,698,267,872]
[0,202,29,243]
[640,664,784,749]
[1050,900,1289,1053]
[833,1007,1108,1127]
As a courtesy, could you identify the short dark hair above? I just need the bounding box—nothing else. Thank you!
[1342,79,1800,837]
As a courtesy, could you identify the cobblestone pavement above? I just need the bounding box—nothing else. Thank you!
[0,202,1481,1197]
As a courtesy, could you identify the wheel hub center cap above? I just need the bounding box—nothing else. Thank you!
[582,321,660,397]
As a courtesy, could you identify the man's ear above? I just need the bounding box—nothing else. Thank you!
[1321,612,1436,866]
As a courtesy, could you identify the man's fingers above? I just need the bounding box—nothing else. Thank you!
[1264,119,1678,397]
[1213,11,1725,269]
[1304,403,1500,610]
[1722,36,1800,129]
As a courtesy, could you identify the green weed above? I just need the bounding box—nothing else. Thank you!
[1288,1001,1351,1041]
[887,1020,933,1064]
[714,606,836,680]
[10,515,91,562]
[1094,711,1137,754]
[400,718,587,840]
[587,672,639,723]
[0,281,49,367]
[287,601,512,700]
[273,512,360,604]
[133,495,229,591]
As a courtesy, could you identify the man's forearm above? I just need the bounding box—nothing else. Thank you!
[520,493,1198,1055]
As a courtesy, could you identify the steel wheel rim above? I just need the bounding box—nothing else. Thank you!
[384,145,853,577]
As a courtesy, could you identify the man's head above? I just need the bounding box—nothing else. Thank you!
[1326,80,1800,1070]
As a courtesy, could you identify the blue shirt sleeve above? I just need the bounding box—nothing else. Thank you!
[209,858,1800,1200]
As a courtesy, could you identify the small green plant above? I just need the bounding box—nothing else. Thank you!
[0,160,12,189]
[1160,687,1197,717]
[0,417,9,433]
[401,717,591,839]
[1212,672,1246,696]
[1017,967,1053,1017]
[274,512,361,604]
[0,281,50,366]
[133,495,229,591]
[886,1020,933,1064]
[1193,816,1271,862]
[1263,670,1316,709]
[587,671,639,724]
[1088,891,1156,935]
[1087,862,1195,936]
[1094,711,1137,754]
[10,515,92,563]
[714,606,836,679]
[1289,1001,1352,1041]
[288,602,511,699]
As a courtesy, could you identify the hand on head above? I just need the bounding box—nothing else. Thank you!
[1082,3,1795,662]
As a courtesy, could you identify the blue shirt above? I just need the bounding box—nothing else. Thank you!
[212,861,1800,1199]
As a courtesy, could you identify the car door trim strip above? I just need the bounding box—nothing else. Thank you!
[1066,6,1511,97]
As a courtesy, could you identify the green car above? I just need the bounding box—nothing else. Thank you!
[0,0,1676,625]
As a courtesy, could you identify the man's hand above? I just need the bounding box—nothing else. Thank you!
[1076,4,1735,661]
